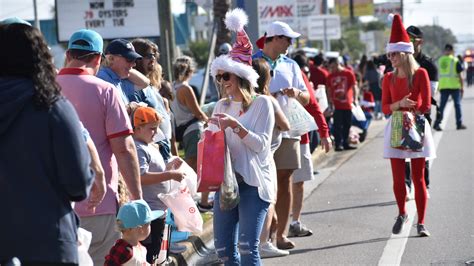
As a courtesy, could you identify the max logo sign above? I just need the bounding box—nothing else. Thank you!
[260,5,294,18]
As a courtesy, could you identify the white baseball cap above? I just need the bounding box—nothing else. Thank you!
[266,21,301,38]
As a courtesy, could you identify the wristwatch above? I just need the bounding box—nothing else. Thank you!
[232,125,242,134]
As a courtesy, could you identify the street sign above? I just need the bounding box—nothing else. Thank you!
[55,0,160,42]
[306,15,341,40]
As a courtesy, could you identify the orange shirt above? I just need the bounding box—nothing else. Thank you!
[381,68,431,115]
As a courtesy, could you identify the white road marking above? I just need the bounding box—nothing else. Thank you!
[378,101,453,265]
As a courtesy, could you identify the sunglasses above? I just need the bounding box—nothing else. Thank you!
[216,72,232,83]
[387,52,400,59]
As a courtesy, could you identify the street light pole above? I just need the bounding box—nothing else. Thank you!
[33,0,40,30]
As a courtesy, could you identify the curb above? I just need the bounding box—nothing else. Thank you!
[171,119,387,265]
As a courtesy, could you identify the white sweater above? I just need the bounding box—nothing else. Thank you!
[212,95,275,202]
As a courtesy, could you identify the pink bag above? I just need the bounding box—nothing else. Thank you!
[196,126,225,192]
[158,186,203,234]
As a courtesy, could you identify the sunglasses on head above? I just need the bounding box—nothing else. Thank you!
[216,72,232,83]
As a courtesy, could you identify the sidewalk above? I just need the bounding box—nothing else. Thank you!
[168,118,388,265]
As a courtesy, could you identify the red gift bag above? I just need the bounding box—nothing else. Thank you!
[197,128,225,192]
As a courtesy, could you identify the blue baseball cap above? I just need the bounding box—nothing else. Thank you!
[105,39,142,61]
[68,29,103,53]
[117,200,164,229]
[0,17,31,26]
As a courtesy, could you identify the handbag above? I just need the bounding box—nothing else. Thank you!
[390,110,425,151]
[282,97,318,137]
[196,124,225,192]
[219,143,239,211]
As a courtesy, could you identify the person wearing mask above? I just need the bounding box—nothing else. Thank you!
[0,22,93,264]
[57,29,142,264]
[381,14,435,237]
[433,44,467,131]
[253,20,310,250]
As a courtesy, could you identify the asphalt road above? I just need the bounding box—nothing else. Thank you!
[263,86,474,265]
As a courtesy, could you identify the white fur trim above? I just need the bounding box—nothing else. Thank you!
[211,55,259,88]
[225,8,248,32]
[386,42,414,53]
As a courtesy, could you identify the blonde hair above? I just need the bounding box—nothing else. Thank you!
[173,56,195,82]
[392,52,419,89]
[222,76,255,113]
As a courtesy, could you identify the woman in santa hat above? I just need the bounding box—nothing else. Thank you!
[381,14,436,237]
[209,8,275,265]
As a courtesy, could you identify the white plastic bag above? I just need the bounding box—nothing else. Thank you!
[77,228,93,266]
[282,97,318,137]
[351,103,367,121]
[167,156,197,197]
[158,186,203,234]
[315,84,328,112]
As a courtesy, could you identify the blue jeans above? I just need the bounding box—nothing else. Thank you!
[213,181,270,266]
[436,90,463,127]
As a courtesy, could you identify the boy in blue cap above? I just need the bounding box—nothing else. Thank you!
[105,200,164,265]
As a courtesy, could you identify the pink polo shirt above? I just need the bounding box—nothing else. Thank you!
[57,68,133,217]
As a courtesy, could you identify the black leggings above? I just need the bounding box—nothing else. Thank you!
[141,218,166,264]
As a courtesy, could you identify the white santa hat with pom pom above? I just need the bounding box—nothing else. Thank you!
[211,8,259,88]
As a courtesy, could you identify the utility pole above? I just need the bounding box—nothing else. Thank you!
[323,0,331,52]
[349,0,355,24]
[33,0,40,30]
[158,0,176,81]
[400,0,404,20]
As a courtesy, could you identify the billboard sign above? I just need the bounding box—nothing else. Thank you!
[258,0,323,37]
[334,0,374,17]
[56,0,160,42]
[307,15,341,40]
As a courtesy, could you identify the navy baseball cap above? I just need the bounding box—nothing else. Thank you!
[105,39,142,61]
[68,29,103,53]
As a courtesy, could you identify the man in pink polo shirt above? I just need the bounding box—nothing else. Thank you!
[56,29,142,265]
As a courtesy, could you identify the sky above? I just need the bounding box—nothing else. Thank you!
[1,0,473,36]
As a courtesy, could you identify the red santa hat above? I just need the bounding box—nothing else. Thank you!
[211,8,259,88]
[386,14,414,54]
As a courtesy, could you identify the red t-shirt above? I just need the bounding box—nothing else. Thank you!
[381,68,431,115]
[327,69,356,110]
[309,65,329,88]
[300,70,330,144]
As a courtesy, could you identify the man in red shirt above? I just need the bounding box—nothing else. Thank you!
[327,57,358,151]
[309,54,329,88]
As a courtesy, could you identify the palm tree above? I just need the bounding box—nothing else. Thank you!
[213,0,231,56]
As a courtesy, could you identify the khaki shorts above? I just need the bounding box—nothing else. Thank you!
[292,143,314,183]
[274,138,301,170]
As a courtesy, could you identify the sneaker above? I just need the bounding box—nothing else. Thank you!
[197,202,213,213]
[335,146,344,152]
[417,224,431,237]
[343,145,357,150]
[433,124,442,131]
[169,243,187,254]
[288,222,313,237]
[392,214,408,234]
[259,241,289,258]
[457,124,467,130]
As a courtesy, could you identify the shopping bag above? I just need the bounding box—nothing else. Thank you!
[282,97,318,137]
[219,144,239,211]
[351,103,367,122]
[158,185,203,234]
[390,111,425,152]
[196,124,225,192]
[315,84,328,112]
[167,156,198,197]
